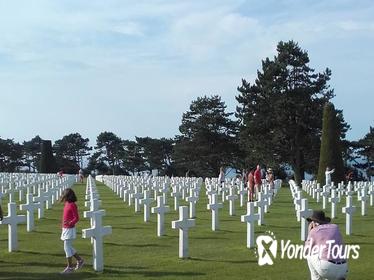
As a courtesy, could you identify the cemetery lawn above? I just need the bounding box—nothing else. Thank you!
[0,180,373,280]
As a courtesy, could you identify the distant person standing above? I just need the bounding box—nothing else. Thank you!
[247,168,255,202]
[78,169,84,183]
[345,170,353,184]
[266,168,274,191]
[325,166,335,186]
[254,165,262,198]
[218,167,225,190]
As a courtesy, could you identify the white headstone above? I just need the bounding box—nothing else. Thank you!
[185,189,198,218]
[171,206,195,258]
[254,193,267,226]
[139,190,154,222]
[151,196,170,236]
[82,210,112,272]
[240,202,259,248]
[299,199,313,241]
[171,186,181,211]
[0,202,26,252]
[342,195,356,235]
[321,186,329,210]
[329,189,339,219]
[226,187,238,216]
[238,183,246,207]
[207,193,223,231]
[20,193,40,232]
[358,189,368,216]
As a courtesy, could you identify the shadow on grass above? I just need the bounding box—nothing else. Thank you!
[266,224,299,229]
[105,242,169,248]
[111,226,142,230]
[17,250,91,258]
[103,268,206,278]
[0,271,98,280]
[189,257,256,264]
[191,236,229,240]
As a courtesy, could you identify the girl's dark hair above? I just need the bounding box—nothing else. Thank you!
[61,188,77,203]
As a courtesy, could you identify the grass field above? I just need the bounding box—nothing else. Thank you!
[0,180,373,280]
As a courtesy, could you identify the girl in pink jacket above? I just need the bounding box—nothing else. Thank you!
[60,188,84,274]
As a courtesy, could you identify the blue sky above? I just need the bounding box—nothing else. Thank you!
[0,0,373,144]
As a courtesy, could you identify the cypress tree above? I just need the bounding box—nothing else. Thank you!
[317,103,345,185]
[40,140,57,173]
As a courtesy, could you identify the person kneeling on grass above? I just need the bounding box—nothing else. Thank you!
[60,188,84,274]
[305,210,348,280]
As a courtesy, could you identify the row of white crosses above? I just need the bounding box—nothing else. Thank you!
[98,174,282,257]
[98,175,201,258]
[0,173,76,252]
[299,179,374,236]
[82,175,112,272]
[289,180,313,241]
[205,178,282,248]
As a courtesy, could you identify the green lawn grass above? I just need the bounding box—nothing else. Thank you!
[0,180,373,280]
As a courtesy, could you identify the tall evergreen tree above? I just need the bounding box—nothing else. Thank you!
[174,95,238,177]
[23,135,43,172]
[40,140,57,173]
[236,41,336,184]
[54,133,91,168]
[0,138,23,172]
[95,132,124,175]
[354,126,374,179]
[317,103,345,184]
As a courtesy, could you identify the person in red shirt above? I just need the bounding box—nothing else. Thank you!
[247,169,255,202]
[254,165,262,198]
[60,188,84,274]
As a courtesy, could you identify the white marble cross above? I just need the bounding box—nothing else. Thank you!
[294,191,302,222]
[139,190,154,222]
[346,183,355,197]
[20,193,40,232]
[82,210,112,272]
[299,198,313,241]
[151,196,170,236]
[33,187,48,219]
[254,193,267,226]
[131,187,143,213]
[185,189,198,218]
[171,186,182,211]
[315,183,321,203]
[240,202,259,248]
[160,184,169,205]
[342,195,356,235]
[0,202,26,252]
[321,186,330,210]
[207,193,223,231]
[171,206,195,258]
[226,187,238,216]
[206,188,217,205]
[358,189,368,216]
[329,189,339,219]
[238,183,246,207]
[368,185,374,207]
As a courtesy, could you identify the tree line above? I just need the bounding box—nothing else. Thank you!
[0,41,372,181]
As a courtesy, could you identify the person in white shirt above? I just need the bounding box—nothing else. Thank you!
[218,167,225,190]
[325,166,335,186]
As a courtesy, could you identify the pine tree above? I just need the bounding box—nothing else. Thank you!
[40,140,57,173]
[317,103,345,184]
[236,41,335,183]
